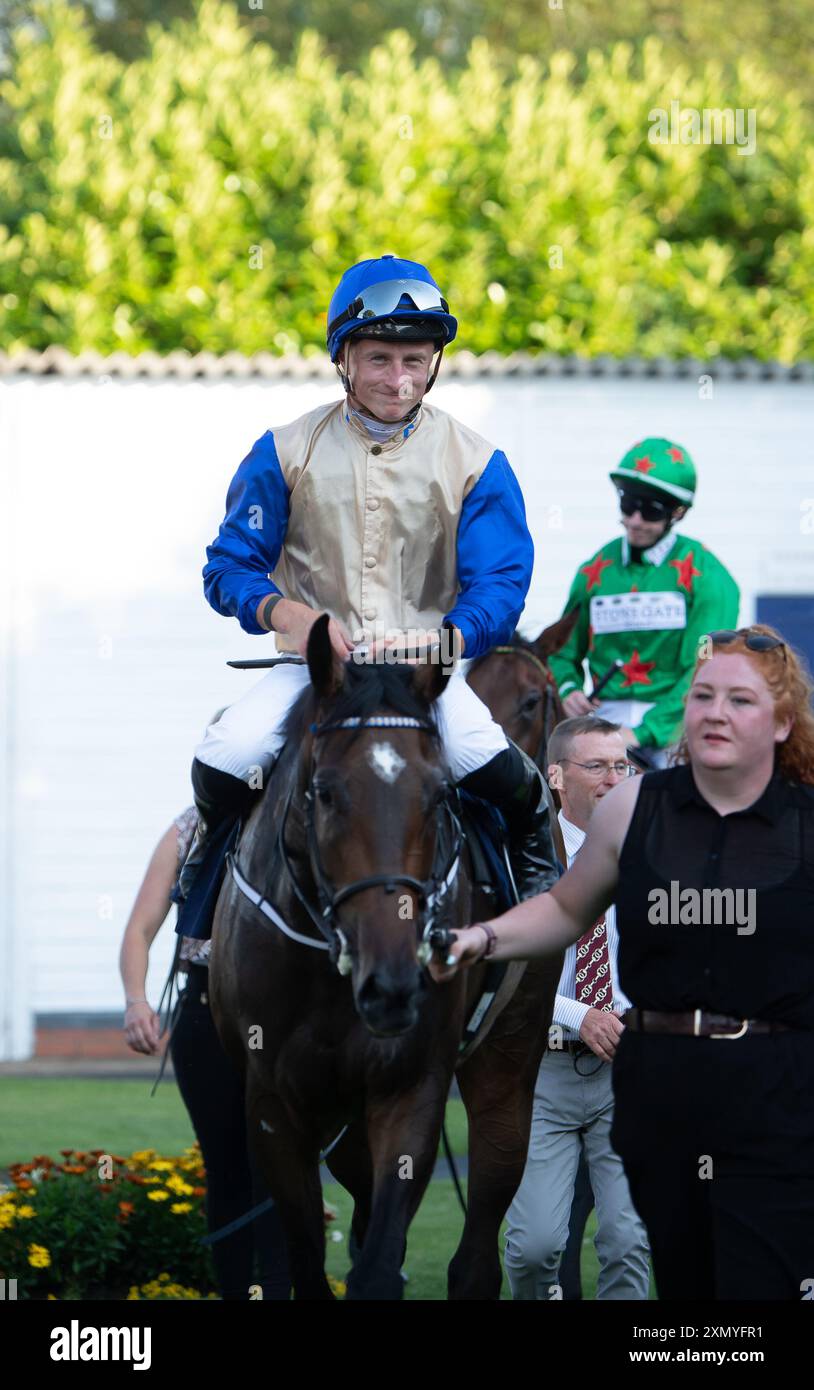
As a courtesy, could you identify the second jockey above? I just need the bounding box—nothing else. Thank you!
[178,254,559,909]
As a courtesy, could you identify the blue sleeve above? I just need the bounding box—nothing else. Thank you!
[202,431,291,635]
[444,450,534,658]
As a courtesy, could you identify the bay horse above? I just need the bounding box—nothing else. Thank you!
[465,612,577,775]
[208,615,567,1300]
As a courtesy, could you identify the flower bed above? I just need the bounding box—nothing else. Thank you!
[0,1144,218,1299]
[1,1145,345,1299]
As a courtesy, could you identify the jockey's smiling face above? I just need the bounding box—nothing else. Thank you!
[343,338,437,421]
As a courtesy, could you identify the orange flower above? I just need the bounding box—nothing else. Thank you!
[118,1201,135,1216]
[192,1186,206,1198]
[15,1180,35,1192]
[60,1164,87,1175]
[60,1149,74,1157]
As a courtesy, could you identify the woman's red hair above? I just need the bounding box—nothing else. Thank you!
[672,623,814,783]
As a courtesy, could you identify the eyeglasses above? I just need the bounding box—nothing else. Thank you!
[328,279,450,338]
[559,759,633,779]
[616,487,674,522]
[706,629,787,661]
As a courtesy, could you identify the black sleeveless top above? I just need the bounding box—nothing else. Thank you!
[615,765,814,1029]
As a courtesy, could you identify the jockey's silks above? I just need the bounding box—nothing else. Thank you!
[203,398,534,658]
[548,532,740,749]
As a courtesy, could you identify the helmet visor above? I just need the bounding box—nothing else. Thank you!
[329,278,449,337]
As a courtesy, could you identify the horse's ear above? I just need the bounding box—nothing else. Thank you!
[306,614,343,697]
[412,622,460,704]
[531,607,580,661]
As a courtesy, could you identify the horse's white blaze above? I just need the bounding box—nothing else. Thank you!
[368,741,406,783]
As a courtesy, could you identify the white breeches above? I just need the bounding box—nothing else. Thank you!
[196,665,509,784]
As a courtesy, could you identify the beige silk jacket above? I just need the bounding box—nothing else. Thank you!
[202,397,534,660]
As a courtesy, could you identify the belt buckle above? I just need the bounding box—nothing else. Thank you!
[709,1017,749,1040]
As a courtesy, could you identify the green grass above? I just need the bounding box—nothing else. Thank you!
[1,1080,653,1299]
[0,1078,197,1168]
[323,1180,606,1299]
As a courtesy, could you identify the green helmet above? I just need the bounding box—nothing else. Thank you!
[609,437,697,506]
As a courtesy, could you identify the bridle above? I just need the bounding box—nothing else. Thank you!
[227,714,463,977]
[472,644,560,771]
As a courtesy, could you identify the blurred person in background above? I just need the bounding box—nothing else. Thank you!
[504,716,650,1301]
[548,439,739,767]
[119,711,290,1301]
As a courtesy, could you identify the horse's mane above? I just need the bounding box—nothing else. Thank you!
[276,660,440,777]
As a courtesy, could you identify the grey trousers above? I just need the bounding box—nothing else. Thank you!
[504,1047,651,1300]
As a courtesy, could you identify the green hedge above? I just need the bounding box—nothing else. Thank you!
[1,0,812,360]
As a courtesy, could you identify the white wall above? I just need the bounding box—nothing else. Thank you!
[1,369,812,1054]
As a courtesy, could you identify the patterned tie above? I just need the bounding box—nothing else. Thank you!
[574,914,615,1012]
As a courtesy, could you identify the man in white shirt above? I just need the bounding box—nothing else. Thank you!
[504,715,650,1299]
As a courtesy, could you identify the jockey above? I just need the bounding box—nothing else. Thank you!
[548,439,740,766]
[178,254,558,911]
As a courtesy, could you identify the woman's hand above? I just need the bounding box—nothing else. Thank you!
[123,1001,161,1055]
[429,925,491,982]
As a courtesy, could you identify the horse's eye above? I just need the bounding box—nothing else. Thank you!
[520,691,542,715]
[428,781,450,809]
[315,785,333,807]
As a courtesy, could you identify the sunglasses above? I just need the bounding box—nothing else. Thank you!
[328,278,450,338]
[707,629,787,661]
[616,487,674,522]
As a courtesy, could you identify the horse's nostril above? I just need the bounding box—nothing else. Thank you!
[356,968,427,1033]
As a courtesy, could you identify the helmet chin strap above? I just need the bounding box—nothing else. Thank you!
[337,341,444,422]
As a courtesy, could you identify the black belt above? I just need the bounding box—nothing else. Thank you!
[623,1008,793,1039]
[546,1039,589,1055]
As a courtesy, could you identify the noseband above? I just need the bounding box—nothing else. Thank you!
[228,714,462,976]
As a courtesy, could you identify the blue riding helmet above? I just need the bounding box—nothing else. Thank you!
[327,254,458,362]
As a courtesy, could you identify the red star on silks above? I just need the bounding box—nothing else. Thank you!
[633,455,655,474]
[620,650,656,687]
[667,446,684,462]
[670,549,701,593]
[581,552,613,592]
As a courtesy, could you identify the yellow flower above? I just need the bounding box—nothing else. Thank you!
[148,1160,175,1173]
[129,1149,156,1165]
[147,1189,170,1202]
[16,1204,35,1219]
[166,1175,194,1196]
[170,1202,192,1214]
[0,1211,15,1229]
[28,1243,51,1268]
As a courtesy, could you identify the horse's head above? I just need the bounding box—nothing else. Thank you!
[293,616,461,1038]
[466,611,578,767]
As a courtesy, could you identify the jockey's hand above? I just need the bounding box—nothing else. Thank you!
[124,1001,161,1056]
[428,925,490,983]
[563,691,599,717]
[368,631,439,665]
[277,600,355,661]
[579,1007,625,1062]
